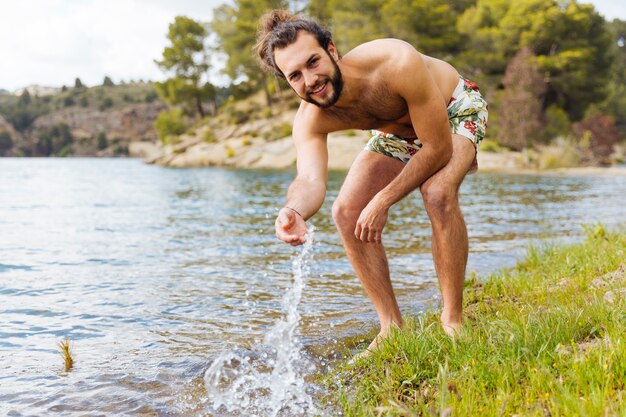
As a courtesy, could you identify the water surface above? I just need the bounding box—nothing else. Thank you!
[1,158,625,416]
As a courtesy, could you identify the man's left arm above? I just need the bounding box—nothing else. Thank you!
[355,52,452,242]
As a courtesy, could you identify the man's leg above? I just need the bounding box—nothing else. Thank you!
[332,150,405,350]
[420,134,476,335]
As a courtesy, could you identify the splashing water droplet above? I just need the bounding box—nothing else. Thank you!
[204,225,318,416]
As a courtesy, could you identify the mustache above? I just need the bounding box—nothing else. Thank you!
[306,80,327,95]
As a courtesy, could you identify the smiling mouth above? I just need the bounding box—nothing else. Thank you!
[310,82,327,96]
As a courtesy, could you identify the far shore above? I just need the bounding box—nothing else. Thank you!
[130,130,626,175]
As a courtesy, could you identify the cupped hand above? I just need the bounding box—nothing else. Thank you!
[354,198,389,243]
[275,208,307,246]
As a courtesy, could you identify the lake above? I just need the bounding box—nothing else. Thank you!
[1,158,625,416]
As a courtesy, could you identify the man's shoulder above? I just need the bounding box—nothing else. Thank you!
[346,38,419,63]
[293,102,333,136]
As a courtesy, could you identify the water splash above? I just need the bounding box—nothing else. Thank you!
[204,225,318,416]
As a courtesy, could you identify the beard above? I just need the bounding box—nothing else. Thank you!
[300,51,343,108]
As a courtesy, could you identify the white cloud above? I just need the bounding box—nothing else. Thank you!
[0,0,225,91]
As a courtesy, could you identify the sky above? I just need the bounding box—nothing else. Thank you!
[0,0,624,92]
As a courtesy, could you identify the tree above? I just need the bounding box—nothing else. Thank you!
[573,115,619,166]
[498,47,547,151]
[0,130,13,155]
[96,131,108,150]
[103,76,114,87]
[155,16,214,118]
[36,123,73,156]
[457,0,614,120]
[74,78,84,88]
[602,19,626,136]
[211,0,288,106]
[379,0,461,58]
[20,90,31,105]
[154,108,187,143]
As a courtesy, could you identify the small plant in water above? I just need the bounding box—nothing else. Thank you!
[58,338,73,371]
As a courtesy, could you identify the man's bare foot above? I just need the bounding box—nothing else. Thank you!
[441,321,461,337]
[351,332,384,361]
[351,323,402,362]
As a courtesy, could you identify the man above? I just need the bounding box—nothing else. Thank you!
[256,10,487,354]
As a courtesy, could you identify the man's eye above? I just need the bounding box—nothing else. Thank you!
[290,73,301,81]
[310,59,319,67]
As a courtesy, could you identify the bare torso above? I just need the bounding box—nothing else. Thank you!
[300,39,460,139]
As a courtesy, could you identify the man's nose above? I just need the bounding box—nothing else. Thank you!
[304,72,318,88]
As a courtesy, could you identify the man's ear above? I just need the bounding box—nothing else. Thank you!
[327,41,340,60]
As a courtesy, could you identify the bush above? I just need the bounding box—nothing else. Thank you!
[538,138,582,169]
[543,105,571,141]
[144,91,158,103]
[96,131,108,150]
[573,115,620,166]
[154,108,187,144]
[479,139,504,153]
[36,123,73,156]
[63,96,75,107]
[58,144,73,157]
[113,144,128,155]
[0,130,13,155]
[98,97,113,111]
[203,129,216,143]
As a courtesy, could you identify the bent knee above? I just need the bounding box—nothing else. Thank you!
[421,184,458,220]
[332,200,361,230]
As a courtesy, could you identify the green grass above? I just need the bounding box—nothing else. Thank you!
[323,225,626,416]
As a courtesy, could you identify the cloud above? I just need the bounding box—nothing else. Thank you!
[0,0,223,90]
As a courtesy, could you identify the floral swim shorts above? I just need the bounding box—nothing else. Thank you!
[365,77,488,164]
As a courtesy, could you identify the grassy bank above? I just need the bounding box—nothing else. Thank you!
[324,225,626,416]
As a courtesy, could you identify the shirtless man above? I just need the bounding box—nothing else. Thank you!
[256,10,488,352]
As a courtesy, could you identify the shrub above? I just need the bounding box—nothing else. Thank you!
[58,144,73,157]
[203,129,216,143]
[479,139,504,153]
[543,105,571,141]
[154,108,187,144]
[63,96,75,107]
[0,130,13,155]
[573,115,620,166]
[98,97,113,111]
[96,131,108,150]
[538,141,581,169]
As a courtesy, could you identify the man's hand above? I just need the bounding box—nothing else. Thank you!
[355,197,389,243]
[275,208,307,246]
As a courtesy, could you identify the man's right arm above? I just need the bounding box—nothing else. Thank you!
[275,111,328,245]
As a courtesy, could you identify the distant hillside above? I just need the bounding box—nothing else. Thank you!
[0,82,165,157]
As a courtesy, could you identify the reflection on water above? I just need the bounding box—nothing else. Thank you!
[1,158,625,416]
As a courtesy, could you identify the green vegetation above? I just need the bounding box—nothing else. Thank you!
[154,16,215,119]
[37,123,73,156]
[154,108,187,144]
[145,0,624,166]
[325,225,626,416]
[96,131,108,150]
[2,1,624,163]
[0,130,13,153]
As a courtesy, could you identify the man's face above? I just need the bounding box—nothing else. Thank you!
[273,32,343,108]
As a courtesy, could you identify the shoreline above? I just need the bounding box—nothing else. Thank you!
[135,129,626,175]
[323,226,626,415]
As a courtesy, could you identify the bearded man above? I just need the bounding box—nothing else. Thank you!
[256,10,488,355]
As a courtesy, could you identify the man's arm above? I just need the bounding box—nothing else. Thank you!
[275,110,328,245]
[355,50,453,242]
